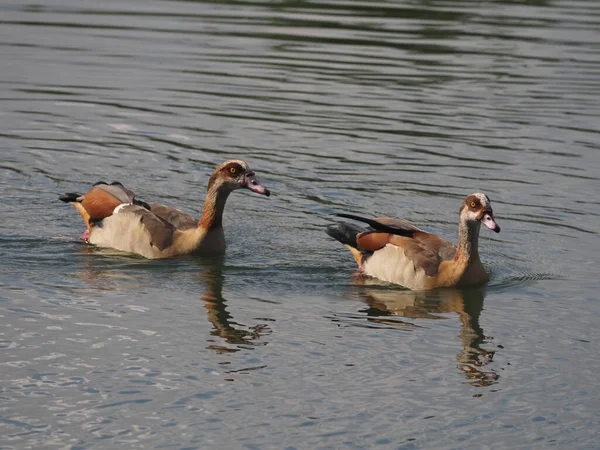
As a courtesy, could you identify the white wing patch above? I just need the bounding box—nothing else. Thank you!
[89,208,160,258]
[113,203,133,214]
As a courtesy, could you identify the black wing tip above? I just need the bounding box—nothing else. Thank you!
[333,212,415,237]
[326,223,360,248]
[93,181,125,187]
[335,213,370,221]
[59,192,81,203]
[133,198,151,211]
[94,181,126,187]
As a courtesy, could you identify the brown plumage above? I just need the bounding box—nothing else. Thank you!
[59,182,149,231]
[326,193,501,290]
[59,160,270,258]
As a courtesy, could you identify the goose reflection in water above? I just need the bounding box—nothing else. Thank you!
[69,243,271,356]
[353,278,499,387]
[198,262,271,355]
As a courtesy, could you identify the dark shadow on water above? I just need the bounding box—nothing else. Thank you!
[197,259,272,355]
[352,278,499,387]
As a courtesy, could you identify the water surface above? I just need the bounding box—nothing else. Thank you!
[1,0,599,448]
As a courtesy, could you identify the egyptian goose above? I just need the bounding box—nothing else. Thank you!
[326,193,500,290]
[59,160,270,258]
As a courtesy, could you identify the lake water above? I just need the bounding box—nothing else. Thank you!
[1,0,599,448]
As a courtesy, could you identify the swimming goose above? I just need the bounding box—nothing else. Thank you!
[326,193,500,290]
[59,160,270,258]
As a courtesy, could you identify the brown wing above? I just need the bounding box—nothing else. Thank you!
[354,218,422,254]
[95,183,136,204]
[346,215,457,278]
[78,182,142,221]
[356,232,393,253]
[80,186,126,220]
[411,231,456,262]
[149,203,197,230]
[387,231,456,277]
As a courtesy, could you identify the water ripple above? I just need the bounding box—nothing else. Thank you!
[1,0,599,448]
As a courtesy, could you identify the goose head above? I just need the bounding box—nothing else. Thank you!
[460,193,500,233]
[208,160,270,196]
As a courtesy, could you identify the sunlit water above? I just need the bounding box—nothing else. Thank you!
[1,0,599,448]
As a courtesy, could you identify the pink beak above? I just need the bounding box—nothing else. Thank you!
[244,172,270,196]
[482,212,500,233]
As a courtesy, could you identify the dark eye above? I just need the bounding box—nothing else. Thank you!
[470,201,476,208]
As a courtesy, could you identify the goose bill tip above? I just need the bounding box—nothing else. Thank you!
[482,213,500,233]
[244,174,270,196]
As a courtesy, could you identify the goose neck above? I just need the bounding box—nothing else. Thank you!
[456,217,481,263]
[198,184,232,230]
